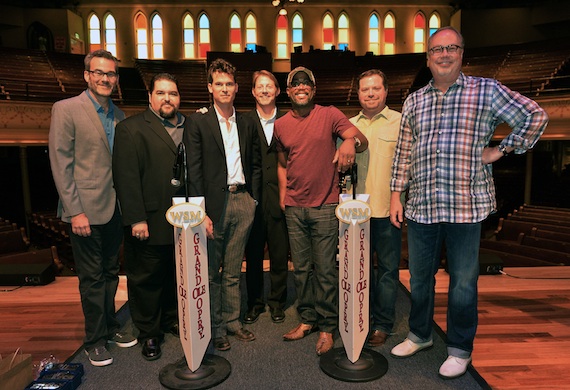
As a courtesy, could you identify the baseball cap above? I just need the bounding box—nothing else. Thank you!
[287,66,316,87]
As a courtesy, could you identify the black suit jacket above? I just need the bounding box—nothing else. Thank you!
[184,108,261,225]
[244,109,285,219]
[113,109,184,245]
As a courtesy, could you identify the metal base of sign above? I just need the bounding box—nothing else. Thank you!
[320,347,388,382]
[159,354,231,389]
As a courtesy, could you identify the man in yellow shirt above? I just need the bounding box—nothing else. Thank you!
[349,69,402,348]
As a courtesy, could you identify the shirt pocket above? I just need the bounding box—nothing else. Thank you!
[374,133,399,158]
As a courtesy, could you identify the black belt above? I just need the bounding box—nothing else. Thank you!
[227,184,246,193]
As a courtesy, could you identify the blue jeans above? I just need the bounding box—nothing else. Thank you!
[406,220,480,358]
[285,204,339,333]
[370,217,402,334]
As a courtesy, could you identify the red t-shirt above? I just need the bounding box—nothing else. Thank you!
[274,104,354,207]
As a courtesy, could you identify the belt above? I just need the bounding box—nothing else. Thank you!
[227,184,246,193]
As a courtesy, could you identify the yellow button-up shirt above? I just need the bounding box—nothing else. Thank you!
[350,106,401,218]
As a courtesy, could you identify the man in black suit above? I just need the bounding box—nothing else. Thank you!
[184,58,262,352]
[112,73,184,361]
[243,70,289,325]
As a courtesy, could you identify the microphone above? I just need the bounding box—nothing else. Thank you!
[171,142,185,187]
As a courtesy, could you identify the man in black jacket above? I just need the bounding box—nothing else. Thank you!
[243,70,289,325]
[184,59,262,352]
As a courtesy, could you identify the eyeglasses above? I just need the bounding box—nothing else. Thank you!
[428,44,463,55]
[88,70,118,80]
[289,80,314,88]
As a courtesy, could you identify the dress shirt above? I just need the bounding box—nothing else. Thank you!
[86,89,116,151]
[257,107,277,145]
[214,106,246,185]
[391,72,548,224]
[350,106,401,218]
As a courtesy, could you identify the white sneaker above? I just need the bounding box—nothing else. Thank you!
[390,338,433,358]
[438,355,472,379]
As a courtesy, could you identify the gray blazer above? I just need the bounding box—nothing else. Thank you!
[48,90,125,225]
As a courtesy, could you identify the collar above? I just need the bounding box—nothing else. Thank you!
[355,105,390,122]
[426,71,466,93]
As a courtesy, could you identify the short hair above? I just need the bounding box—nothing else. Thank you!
[252,70,280,90]
[357,69,389,90]
[208,58,236,84]
[149,73,179,93]
[84,49,119,72]
[427,26,465,51]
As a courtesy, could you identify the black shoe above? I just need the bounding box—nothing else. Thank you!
[142,338,162,361]
[213,336,231,351]
[165,323,179,338]
[270,307,286,323]
[244,306,265,324]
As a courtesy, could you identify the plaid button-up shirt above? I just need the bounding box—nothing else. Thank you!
[391,72,548,224]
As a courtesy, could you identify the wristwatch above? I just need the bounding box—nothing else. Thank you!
[353,136,362,148]
[497,144,509,156]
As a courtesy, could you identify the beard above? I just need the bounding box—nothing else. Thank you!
[159,105,176,119]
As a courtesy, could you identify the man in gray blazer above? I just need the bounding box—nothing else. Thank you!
[49,49,137,367]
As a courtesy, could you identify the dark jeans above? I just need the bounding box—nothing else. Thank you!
[285,204,339,333]
[369,217,402,334]
[70,209,123,349]
[406,220,481,358]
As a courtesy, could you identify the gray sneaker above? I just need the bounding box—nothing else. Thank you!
[108,331,138,348]
[85,346,113,367]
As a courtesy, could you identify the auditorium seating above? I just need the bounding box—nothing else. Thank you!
[482,204,570,267]
[2,37,568,107]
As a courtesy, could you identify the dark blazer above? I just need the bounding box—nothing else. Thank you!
[112,109,184,245]
[184,108,262,225]
[244,109,285,219]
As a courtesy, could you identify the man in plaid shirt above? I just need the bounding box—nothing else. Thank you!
[389,26,548,379]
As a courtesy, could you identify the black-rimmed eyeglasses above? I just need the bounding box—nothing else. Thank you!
[88,70,118,80]
[428,44,463,55]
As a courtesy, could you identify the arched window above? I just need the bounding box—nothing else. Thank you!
[383,13,395,55]
[292,13,303,52]
[338,13,349,51]
[429,13,440,37]
[245,13,257,52]
[276,14,288,58]
[151,13,163,59]
[135,12,148,59]
[413,13,426,53]
[88,14,101,52]
[368,13,380,55]
[183,13,195,59]
[323,13,334,50]
[230,13,241,53]
[104,14,117,56]
[198,14,211,59]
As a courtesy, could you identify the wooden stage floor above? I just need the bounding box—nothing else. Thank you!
[1,267,569,389]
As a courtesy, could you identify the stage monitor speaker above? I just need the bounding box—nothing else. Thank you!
[0,249,56,286]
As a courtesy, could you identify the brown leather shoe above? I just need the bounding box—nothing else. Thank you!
[283,323,317,341]
[213,336,230,351]
[228,328,255,342]
[367,330,388,347]
[316,332,334,355]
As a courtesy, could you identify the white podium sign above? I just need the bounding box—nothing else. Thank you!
[166,197,211,372]
[336,194,371,363]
